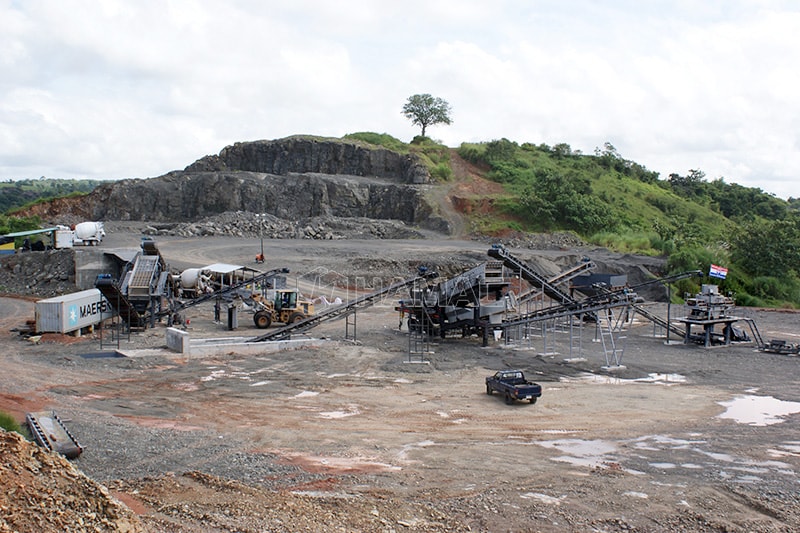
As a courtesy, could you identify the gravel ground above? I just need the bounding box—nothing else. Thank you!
[1,229,800,532]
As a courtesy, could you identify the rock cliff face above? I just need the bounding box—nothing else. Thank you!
[30,137,448,232]
[186,136,430,183]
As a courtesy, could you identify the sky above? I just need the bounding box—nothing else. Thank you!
[1,1,798,200]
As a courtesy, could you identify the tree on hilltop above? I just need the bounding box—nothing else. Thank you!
[402,94,452,138]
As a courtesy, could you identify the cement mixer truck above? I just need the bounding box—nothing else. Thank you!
[72,221,105,246]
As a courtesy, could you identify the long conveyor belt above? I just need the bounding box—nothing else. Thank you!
[488,244,577,306]
[503,270,703,330]
[249,270,436,342]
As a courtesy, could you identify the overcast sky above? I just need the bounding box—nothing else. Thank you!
[2,1,798,199]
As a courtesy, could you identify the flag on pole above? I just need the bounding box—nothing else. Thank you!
[709,264,728,279]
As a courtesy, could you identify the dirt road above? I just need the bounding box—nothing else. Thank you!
[2,233,800,532]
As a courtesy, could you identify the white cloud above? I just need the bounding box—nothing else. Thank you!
[0,0,797,199]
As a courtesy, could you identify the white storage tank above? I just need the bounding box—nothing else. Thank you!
[35,289,115,334]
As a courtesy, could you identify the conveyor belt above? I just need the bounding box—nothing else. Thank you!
[249,270,436,342]
[488,245,577,306]
[95,275,147,329]
[26,411,83,459]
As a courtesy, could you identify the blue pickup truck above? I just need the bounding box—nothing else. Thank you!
[486,370,542,405]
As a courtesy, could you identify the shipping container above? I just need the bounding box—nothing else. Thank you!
[35,289,115,334]
[54,228,74,249]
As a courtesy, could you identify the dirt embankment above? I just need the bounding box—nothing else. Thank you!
[0,429,147,533]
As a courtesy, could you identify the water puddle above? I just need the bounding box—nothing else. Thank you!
[538,438,617,468]
[767,442,800,458]
[649,462,676,469]
[717,395,800,426]
[631,434,705,451]
[635,373,686,384]
[631,433,796,482]
[560,372,685,385]
[318,406,360,419]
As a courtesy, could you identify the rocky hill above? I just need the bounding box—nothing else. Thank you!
[21,136,451,233]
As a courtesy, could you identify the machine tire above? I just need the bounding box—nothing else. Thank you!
[529,397,538,404]
[253,311,272,329]
[486,384,493,395]
[288,312,305,324]
[504,392,514,405]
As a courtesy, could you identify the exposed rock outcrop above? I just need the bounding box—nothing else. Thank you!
[186,136,430,183]
[22,137,449,232]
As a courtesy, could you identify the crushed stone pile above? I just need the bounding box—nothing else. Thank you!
[0,248,78,298]
[0,429,458,532]
[138,211,428,240]
[0,429,147,533]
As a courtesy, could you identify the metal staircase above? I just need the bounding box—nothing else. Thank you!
[596,308,627,368]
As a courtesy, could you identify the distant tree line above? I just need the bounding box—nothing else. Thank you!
[0,178,103,214]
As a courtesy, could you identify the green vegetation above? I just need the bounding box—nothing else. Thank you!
[343,132,409,153]
[1,177,102,214]
[343,133,453,181]
[0,410,22,434]
[0,214,42,234]
[401,94,452,138]
[457,138,800,308]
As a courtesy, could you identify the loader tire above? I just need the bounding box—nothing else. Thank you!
[288,312,305,324]
[253,311,272,329]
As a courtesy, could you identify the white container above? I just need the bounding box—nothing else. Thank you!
[35,289,115,334]
[54,229,74,249]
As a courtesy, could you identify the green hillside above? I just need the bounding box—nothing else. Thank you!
[0,177,102,214]
[350,133,799,308]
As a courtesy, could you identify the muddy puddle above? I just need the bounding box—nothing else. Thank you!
[717,394,800,426]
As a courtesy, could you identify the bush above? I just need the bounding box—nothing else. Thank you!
[430,162,453,181]
[588,230,660,255]
[734,293,766,308]
[0,410,21,434]
[343,132,407,152]
[458,143,486,164]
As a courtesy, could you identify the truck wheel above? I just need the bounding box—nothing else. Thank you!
[288,312,305,324]
[486,384,493,395]
[504,393,514,405]
[253,311,272,329]
[529,397,538,404]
